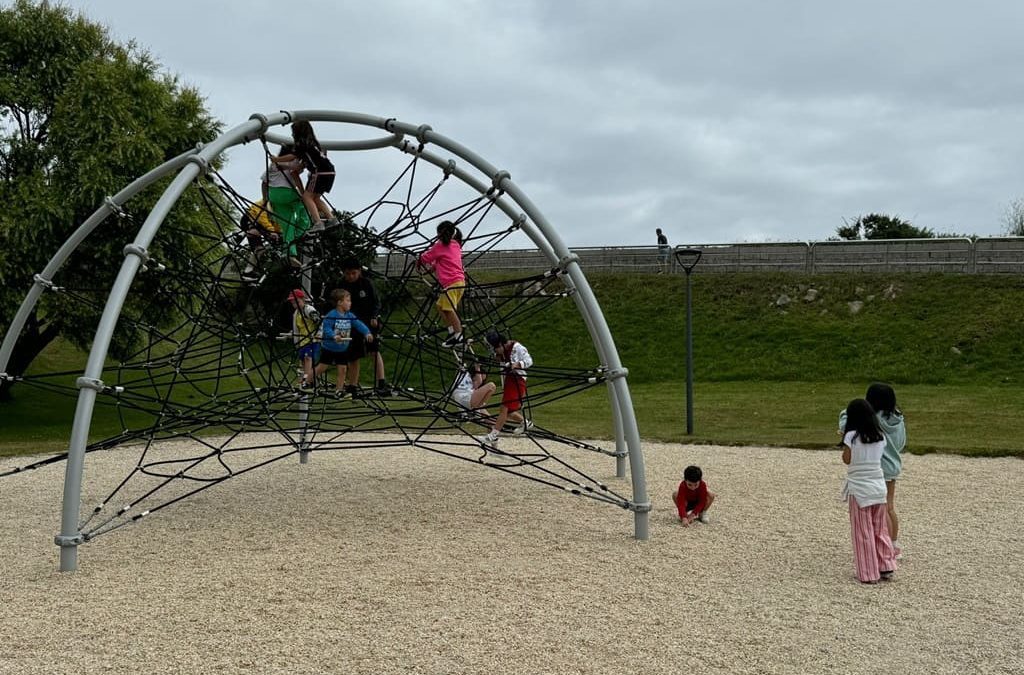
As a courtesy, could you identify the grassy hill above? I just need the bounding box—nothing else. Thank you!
[511,271,1024,386]
[2,271,1023,457]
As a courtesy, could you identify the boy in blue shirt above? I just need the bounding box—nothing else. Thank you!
[314,289,373,397]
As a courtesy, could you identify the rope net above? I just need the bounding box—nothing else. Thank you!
[2,144,634,543]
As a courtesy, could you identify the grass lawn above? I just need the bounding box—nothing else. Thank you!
[4,271,1023,459]
[3,379,1022,459]
[540,380,1024,457]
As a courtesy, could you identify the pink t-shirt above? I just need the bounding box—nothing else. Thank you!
[419,240,465,287]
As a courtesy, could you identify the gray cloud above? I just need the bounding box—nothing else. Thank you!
[61,0,1024,246]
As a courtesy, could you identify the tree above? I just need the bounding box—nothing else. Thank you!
[836,213,935,240]
[0,0,222,399]
[1002,198,1024,236]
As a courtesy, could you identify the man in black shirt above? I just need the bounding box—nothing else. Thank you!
[338,258,392,395]
[656,228,671,274]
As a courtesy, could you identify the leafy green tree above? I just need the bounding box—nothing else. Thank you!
[0,1,222,399]
[836,213,935,240]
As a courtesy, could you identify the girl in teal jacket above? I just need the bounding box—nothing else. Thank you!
[838,383,907,558]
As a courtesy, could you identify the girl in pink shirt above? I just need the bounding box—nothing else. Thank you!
[418,221,466,347]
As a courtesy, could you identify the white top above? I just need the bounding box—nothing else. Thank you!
[506,342,533,379]
[840,430,887,507]
[453,371,473,394]
[263,159,302,189]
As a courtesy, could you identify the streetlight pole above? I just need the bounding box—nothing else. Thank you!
[674,248,702,435]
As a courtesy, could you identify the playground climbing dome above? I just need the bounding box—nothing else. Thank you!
[0,110,651,571]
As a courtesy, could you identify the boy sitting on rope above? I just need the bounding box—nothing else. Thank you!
[481,331,533,449]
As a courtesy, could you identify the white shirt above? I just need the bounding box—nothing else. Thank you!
[840,430,887,507]
[453,371,473,394]
[263,159,302,189]
[451,371,474,407]
[506,342,533,379]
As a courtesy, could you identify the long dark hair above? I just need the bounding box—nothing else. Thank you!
[437,220,457,245]
[291,120,320,151]
[843,398,885,444]
[865,382,900,419]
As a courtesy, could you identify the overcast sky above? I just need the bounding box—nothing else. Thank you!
[59,0,1024,248]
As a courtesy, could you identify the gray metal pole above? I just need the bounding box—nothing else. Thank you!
[298,256,312,464]
[685,270,694,435]
[0,149,197,378]
[380,122,648,535]
[55,115,282,570]
[674,249,702,436]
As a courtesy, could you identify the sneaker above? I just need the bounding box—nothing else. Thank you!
[374,381,394,396]
[697,512,710,524]
[344,384,360,399]
[325,216,340,227]
[479,431,500,448]
[880,570,895,581]
[334,388,349,399]
[298,383,315,394]
[307,220,325,234]
[511,419,535,436]
[441,333,465,348]
[288,256,302,269]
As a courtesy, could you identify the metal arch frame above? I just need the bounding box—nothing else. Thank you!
[1,109,650,571]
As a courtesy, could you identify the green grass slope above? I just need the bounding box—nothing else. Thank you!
[2,272,1023,457]
[513,272,1024,386]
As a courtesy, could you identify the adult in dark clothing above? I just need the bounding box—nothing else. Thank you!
[656,228,671,273]
[338,258,392,395]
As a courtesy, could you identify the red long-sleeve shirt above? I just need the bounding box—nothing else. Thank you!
[675,480,708,519]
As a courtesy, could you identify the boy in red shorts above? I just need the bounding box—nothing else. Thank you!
[481,331,533,449]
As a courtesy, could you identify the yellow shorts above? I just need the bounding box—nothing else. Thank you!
[435,281,466,313]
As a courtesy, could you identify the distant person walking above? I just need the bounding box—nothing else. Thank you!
[656,228,671,273]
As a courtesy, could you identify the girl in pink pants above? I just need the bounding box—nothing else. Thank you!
[840,398,898,584]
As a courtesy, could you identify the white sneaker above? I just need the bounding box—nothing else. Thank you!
[697,512,710,524]
[441,333,464,348]
[479,431,500,448]
[511,419,534,435]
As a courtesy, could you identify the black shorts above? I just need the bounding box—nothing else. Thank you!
[310,172,335,196]
[319,348,355,366]
[350,328,380,357]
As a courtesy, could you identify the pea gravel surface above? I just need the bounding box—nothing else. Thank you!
[0,435,1021,674]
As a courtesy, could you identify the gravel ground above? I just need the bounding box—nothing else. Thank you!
[0,435,1021,675]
